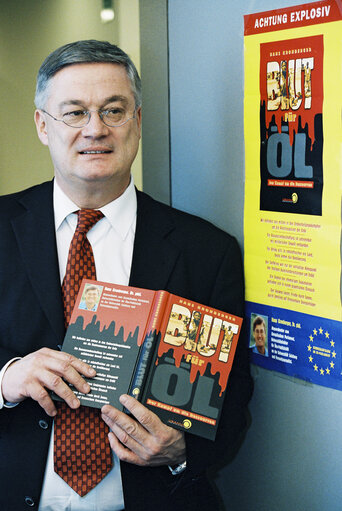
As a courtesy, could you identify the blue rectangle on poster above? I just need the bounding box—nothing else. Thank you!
[245,301,342,391]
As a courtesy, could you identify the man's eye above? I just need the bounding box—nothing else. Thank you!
[64,110,87,118]
[107,108,124,114]
[104,108,125,119]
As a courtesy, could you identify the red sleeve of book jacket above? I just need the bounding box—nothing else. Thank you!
[160,235,253,486]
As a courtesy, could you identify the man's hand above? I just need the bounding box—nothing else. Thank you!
[1,348,96,416]
[101,394,186,467]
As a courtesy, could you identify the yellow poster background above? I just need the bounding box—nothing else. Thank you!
[244,20,342,321]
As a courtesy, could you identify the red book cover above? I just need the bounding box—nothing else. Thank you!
[59,279,243,440]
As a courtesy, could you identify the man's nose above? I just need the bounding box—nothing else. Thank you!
[81,111,110,136]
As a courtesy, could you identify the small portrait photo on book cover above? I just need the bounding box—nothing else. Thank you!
[78,283,103,312]
[249,313,268,357]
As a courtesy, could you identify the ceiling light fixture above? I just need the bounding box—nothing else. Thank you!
[101,0,115,23]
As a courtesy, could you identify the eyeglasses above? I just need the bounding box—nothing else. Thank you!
[40,108,137,128]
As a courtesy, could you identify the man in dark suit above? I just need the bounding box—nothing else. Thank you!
[0,40,253,510]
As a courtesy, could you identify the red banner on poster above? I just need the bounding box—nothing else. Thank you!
[244,0,341,35]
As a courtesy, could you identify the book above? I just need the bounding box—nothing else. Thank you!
[57,279,243,440]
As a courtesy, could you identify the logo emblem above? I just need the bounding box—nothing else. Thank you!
[183,419,192,429]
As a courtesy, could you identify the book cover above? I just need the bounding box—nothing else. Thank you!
[259,35,324,215]
[58,279,243,440]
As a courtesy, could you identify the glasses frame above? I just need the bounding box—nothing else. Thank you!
[40,108,137,128]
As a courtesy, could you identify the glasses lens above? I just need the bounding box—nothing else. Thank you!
[102,109,127,127]
[62,111,89,127]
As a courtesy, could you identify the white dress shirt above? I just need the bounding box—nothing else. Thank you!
[38,178,137,511]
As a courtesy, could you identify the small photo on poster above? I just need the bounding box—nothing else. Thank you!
[78,283,103,312]
[249,313,269,357]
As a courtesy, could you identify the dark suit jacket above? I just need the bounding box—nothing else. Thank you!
[0,181,253,510]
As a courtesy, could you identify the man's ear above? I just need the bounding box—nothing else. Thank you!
[34,109,49,146]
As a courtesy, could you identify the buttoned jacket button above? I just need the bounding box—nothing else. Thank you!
[38,419,49,430]
[24,496,35,506]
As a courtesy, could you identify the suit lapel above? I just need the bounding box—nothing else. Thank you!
[129,191,181,291]
[11,186,181,344]
[11,181,65,345]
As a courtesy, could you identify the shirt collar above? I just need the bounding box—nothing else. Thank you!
[53,177,137,240]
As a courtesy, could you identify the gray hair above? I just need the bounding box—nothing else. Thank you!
[34,40,141,109]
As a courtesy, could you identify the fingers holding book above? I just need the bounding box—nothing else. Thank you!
[1,348,96,416]
[101,394,186,467]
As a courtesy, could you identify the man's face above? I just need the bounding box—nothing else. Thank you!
[85,289,99,309]
[35,63,141,204]
[253,323,266,348]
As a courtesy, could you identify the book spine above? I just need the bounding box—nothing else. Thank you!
[127,290,169,401]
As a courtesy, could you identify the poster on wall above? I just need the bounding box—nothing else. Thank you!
[243,0,342,390]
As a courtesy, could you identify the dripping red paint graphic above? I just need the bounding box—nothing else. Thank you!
[260,35,323,147]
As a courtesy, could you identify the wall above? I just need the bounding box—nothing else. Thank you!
[141,1,342,510]
[115,0,142,190]
[140,0,170,205]
[0,0,142,195]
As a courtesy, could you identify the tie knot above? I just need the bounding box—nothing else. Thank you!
[76,209,104,235]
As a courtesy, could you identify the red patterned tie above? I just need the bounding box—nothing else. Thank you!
[54,209,113,496]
